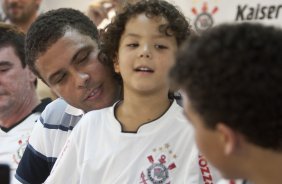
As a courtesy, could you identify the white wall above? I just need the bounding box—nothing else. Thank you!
[40,0,282,32]
[175,0,282,32]
[1,0,282,32]
[40,0,93,13]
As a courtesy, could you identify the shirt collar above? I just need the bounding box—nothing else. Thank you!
[33,98,52,113]
[65,104,84,116]
[0,98,52,132]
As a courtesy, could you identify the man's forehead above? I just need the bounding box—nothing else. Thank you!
[39,29,97,56]
[0,45,18,58]
[64,29,96,41]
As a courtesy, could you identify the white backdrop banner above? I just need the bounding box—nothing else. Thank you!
[173,0,282,33]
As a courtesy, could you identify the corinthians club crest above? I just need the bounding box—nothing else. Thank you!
[140,143,177,184]
[13,133,30,164]
[192,2,218,33]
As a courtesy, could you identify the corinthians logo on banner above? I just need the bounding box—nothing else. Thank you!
[191,2,219,33]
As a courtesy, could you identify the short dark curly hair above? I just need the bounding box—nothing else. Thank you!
[99,0,191,71]
[0,23,25,67]
[25,8,99,79]
[170,23,282,151]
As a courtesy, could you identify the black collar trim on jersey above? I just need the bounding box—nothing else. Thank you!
[0,98,52,133]
[114,99,174,134]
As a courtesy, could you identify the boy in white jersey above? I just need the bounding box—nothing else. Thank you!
[170,23,282,184]
[15,8,121,184]
[45,1,220,183]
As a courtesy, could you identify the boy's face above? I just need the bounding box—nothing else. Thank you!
[115,13,177,95]
[35,30,118,112]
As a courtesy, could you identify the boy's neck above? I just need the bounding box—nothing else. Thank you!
[115,91,171,132]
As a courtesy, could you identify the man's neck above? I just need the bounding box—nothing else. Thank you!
[243,147,282,184]
[0,94,40,129]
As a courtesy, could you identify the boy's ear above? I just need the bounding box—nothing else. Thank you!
[114,57,120,73]
[216,123,240,155]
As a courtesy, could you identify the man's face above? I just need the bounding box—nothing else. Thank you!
[2,0,40,23]
[0,46,36,113]
[182,92,228,174]
[36,30,119,112]
[182,92,240,178]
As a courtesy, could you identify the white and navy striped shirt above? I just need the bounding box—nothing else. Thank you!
[15,98,83,184]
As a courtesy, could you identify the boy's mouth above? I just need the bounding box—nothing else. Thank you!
[134,66,154,73]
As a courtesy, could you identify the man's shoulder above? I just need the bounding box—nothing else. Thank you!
[40,98,83,129]
[43,98,83,117]
[44,98,69,112]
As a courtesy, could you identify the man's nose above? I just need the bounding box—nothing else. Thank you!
[76,71,90,89]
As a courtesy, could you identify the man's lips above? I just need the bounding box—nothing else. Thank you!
[84,85,103,101]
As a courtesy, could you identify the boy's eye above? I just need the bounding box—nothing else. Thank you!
[155,44,168,49]
[126,43,139,48]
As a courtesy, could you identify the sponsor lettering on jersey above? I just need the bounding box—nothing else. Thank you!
[198,154,214,184]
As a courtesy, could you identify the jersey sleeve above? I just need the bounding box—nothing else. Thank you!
[15,117,56,184]
[44,127,81,184]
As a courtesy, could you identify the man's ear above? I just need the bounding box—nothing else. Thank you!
[25,67,37,84]
[114,57,120,73]
[216,123,240,155]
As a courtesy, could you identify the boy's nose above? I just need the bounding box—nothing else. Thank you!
[140,53,150,58]
[139,45,151,58]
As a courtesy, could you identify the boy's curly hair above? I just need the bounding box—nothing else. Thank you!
[170,23,282,151]
[99,0,191,72]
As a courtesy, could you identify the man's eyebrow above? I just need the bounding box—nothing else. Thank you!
[0,61,13,67]
[71,45,94,64]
